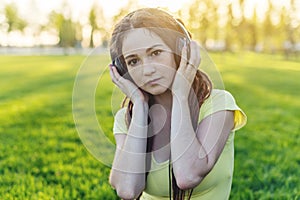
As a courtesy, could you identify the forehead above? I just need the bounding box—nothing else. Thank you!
[122,28,169,55]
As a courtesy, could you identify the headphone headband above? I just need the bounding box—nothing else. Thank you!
[112,16,191,76]
[174,18,191,41]
[173,18,191,60]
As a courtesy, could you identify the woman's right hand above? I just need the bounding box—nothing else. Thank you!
[109,64,149,104]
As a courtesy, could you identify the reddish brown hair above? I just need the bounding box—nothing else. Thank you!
[109,8,212,199]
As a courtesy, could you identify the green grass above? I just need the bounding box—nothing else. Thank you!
[0,55,117,199]
[212,52,300,200]
[0,53,299,199]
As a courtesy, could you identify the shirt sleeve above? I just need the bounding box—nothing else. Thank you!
[113,107,128,134]
[198,89,247,131]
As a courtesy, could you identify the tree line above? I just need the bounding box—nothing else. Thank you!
[1,0,300,55]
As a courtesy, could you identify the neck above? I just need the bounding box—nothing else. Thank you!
[152,90,172,111]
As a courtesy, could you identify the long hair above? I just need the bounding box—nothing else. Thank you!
[109,8,212,200]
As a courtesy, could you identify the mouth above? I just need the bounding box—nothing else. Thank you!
[146,77,161,85]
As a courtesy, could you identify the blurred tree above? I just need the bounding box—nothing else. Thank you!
[187,0,210,48]
[4,3,27,33]
[263,0,275,52]
[97,10,111,48]
[211,2,220,47]
[75,21,83,47]
[112,0,140,26]
[282,0,300,58]
[233,0,258,51]
[49,11,77,48]
[236,0,246,50]
[2,0,296,53]
[88,5,110,47]
[89,6,97,47]
[225,1,236,51]
[248,8,258,51]
[59,19,76,48]
[277,6,291,57]
[288,0,300,46]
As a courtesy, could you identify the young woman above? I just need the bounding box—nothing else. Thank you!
[108,8,246,200]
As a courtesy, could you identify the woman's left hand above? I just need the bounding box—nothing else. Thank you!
[171,40,201,98]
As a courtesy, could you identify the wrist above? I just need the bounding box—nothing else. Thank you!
[132,100,149,120]
[133,100,149,109]
[128,100,149,138]
[172,92,189,102]
[131,95,148,105]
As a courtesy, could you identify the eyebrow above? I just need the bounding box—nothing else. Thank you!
[124,44,164,60]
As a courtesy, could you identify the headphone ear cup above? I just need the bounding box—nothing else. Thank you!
[113,57,126,76]
[177,37,185,53]
[177,37,190,60]
[113,57,133,80]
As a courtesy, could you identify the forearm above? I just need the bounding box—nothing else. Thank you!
[110,101,149,197]
[170,96,209,187]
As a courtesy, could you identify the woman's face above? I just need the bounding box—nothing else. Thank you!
[122,28,177,95]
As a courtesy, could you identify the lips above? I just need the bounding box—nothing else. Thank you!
[146,77,161,85]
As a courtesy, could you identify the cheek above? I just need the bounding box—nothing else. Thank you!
[161,57,177,76]
[165,53,177,69]
[128,67,144,85]
[167,70,177,84]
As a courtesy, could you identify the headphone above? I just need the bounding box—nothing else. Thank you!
[112,19,191,77]
[174,18,191,60]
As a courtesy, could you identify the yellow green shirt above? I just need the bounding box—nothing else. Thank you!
[113,89,247,200]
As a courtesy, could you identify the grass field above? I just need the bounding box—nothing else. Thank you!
[0,52,299,199]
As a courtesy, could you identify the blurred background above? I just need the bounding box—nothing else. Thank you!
[1,0,300,199]
[1,0,300,57]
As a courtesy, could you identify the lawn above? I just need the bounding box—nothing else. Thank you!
[0,52,299,199]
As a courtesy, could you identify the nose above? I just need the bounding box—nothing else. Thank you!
[142,61,156,76]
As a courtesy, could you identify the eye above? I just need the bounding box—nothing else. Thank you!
[151,50,162,57]
[127,58,140,67]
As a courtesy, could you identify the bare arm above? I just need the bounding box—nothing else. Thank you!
[109,101,149,199]
[170,40,234,189]
[170,96,234,190]
[109,64,150,199]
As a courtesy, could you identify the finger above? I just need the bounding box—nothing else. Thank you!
[179,41,188,70]
[109,64,117,83]
[182,40,188,62]
[109,64,123,86]
[111,65,121,80]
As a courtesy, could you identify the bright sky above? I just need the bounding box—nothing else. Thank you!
[0,0,190,46]
[0,0,188,23]
[0,0,297,47]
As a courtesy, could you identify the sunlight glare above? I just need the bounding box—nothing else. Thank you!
[138,0,190,12]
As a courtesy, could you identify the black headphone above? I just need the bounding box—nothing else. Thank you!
[112,19,191,77]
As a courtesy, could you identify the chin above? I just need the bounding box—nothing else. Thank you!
[147,86,169,96]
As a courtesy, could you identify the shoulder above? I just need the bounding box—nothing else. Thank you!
[114,107,127,119]
[200,89,236,114]
[199,89,247,131]
[113,107,128,134]
[209,89,235,101]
